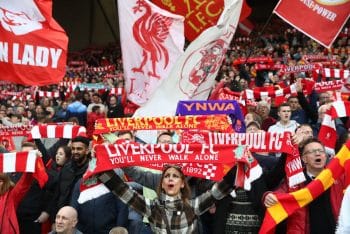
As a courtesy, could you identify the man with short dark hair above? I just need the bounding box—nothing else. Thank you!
[156,132,174,144]
[268,103,299,134]
[50,136,90,221]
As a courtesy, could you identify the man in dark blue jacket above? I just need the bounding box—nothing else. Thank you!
[70,177,128,234]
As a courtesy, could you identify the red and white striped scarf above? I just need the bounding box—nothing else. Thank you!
[37,90,60,98]
[302,55,329,62]
[318,101,350,155]
[244,84,297,101]
[0,150,48,187]
[86,65,115,72]
[313,68,350,80]
[28,124,87,140]
[109,87,125,96]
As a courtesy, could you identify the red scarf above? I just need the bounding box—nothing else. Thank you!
[93,115,233,135]
[0,151,48,188]
[182,131,305,187]
[79,142,262,203]
[319,101,350,155]
[28,124,87,140]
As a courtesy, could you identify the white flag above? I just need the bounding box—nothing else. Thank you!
[118,0,185,106]
[133,0,243,142]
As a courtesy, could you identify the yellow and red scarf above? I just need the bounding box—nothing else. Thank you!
[259,140,350,234]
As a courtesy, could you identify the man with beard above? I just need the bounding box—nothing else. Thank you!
[50,136,90,222]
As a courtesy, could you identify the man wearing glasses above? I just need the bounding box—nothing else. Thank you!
[264,138,346,233]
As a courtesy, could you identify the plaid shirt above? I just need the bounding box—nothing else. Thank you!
[99,171,232,234]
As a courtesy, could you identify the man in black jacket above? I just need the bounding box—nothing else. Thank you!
[50,136,90,221]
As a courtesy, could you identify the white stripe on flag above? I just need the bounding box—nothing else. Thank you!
[31,126,41,139]
[333,101,346,117]
[325,68,331,77]
[290,84,297,94]
[246,89,254,100]
[260,92,268,100]
[322,114,336,128]
[25,151,37,172]
[3,153,16,172]
[275,89,283,96]
[334,69,340,78]
[344,70,349,79]
[78,127,86,136]
[47,125,56,138]
[244,163,262,191]
[63,125,74,138]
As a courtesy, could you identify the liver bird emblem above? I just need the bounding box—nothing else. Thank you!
[131,0,173,79]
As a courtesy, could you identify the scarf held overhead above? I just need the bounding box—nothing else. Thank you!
[182,131,305,187]
[86,132,298,181]
[28,124,87,140]
[86,142,241,180]
[0,151,48,188]
[93,115,233,135]
[175,100,246,133]
[79,144,262,203]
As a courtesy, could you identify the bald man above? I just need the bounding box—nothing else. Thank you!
[50,206,82,234]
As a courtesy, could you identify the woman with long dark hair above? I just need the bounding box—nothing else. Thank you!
[98,164,237,233]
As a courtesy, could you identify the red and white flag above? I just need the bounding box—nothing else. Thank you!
[133,0,243,142]
[0,0,68,85]
[318,101,350,155]
[118,0,184,106]
[238,18,254,36]
[274,0,350,48]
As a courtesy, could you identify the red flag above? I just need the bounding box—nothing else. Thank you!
[238,18,254,36]
[0,0,68,85]
[152,0,251,41]
[274,0,350,48]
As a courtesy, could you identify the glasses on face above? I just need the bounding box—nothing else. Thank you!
[303,148,325,156]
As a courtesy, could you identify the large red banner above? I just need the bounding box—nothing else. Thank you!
[151,0,251,41]
[0,0,68,85]
[274,0,350,48]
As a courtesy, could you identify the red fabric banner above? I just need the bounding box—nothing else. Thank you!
[86,142,251,181]
[0,0,68,85]
[151,0,251,41]
[93,115,233,135]
[0,125,32,137]
[274,0,350,48]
